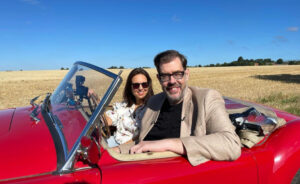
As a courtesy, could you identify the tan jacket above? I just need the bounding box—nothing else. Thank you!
[120,87,241,166]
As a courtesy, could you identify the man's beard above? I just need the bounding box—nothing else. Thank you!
[164,85,186,105]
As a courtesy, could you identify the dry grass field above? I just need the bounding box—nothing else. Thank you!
[1,65,300,115]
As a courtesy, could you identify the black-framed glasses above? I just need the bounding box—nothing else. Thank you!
[132,82,149,89]
[158,71,185,82]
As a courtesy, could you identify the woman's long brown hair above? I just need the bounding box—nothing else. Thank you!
[123,68,154,107]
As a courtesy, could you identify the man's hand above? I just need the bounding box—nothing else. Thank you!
[87,89,100,103]
[130,139,186,155]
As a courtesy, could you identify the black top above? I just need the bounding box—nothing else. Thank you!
[144,99,183,140]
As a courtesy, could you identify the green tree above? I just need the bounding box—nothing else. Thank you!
[276,59,284,64]
[237,56,244,63]
[288,61,296,65]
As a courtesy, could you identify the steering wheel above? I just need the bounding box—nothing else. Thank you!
[100,114,111,138]
[87,93,98,114]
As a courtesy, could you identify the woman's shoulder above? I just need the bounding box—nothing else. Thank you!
[111,101,136,115]
[112,101,129,108]
[146,92,166,110]
[135,104,146,114]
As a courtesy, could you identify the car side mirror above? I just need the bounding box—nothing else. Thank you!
[77,136,101,165]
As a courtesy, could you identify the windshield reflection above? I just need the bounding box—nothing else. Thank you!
[49,63,114,152]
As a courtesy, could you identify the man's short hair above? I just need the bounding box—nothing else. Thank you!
[154,50,187,73]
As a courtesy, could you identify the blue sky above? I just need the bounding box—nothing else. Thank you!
[0,0,299,70]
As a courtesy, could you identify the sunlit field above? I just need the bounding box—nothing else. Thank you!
[1,65,300,115]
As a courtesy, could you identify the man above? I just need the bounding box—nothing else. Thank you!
[118,50,241,166]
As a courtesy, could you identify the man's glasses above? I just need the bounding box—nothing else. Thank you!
[132,82,149,89]
[158,71,185,82]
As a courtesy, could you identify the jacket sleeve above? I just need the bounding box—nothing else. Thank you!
[180,89,241,166]
[118,141,135,154]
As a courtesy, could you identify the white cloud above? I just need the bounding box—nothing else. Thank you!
[287,27,299,32]
[272,35,288,45]
[20,0,40,5]
[275,36,288,42]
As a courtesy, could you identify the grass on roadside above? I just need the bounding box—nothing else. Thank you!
[257,93,300,116]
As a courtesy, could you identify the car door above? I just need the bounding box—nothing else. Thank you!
[99,148,257,184]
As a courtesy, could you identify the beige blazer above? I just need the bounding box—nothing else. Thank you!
[120,87,241,166]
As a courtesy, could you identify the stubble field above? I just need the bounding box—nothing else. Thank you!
[1,65,300,115]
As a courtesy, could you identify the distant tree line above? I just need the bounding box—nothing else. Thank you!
[190,57,300,67]
[107,66,151,69]
[60,67,69,70]
[108,66,125,69]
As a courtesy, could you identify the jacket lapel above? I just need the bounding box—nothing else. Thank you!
[180,87,193,137]
[140,88,194,140]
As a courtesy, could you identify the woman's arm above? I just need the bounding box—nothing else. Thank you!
[103,112,113,126]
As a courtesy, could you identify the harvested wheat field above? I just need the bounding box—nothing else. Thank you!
[1,65,300,115]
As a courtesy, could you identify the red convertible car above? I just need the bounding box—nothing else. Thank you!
[0,62,300,184]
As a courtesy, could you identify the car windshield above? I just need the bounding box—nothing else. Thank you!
[48,62,120,155]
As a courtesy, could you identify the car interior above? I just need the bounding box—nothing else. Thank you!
[97,98,287,162]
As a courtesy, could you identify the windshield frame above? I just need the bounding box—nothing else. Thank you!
[43,61,122,173]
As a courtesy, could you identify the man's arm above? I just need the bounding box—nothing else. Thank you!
[129,138,186,155]
[179,88,241,166]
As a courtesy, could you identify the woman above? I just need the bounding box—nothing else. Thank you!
[105,68,154,147]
